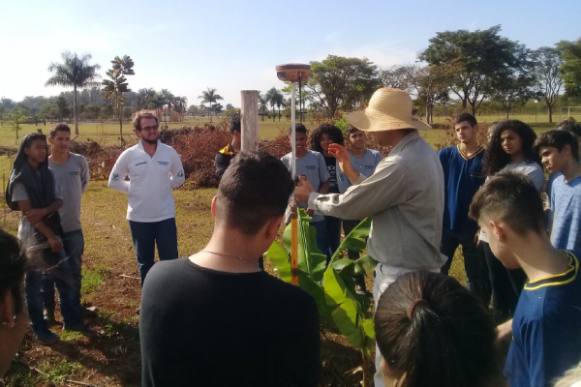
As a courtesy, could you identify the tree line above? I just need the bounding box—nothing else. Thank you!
[1,25,580,139]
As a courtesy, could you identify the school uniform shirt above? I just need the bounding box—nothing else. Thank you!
[49,153,89,233]
[307,131,446,270]
[281,150,330,222]
[549,174,581,258]
[505,252,581,387]
[337,149,382,193]
[108,140,185,223]
[438,145,485,236]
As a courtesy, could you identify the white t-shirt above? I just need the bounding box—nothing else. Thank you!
[108,141,185,222]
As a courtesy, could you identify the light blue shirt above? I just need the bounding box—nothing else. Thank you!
[338,149,382,193]
[281,150,330,222]
[550,174,581,258]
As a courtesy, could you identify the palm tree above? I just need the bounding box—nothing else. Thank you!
[102,55,135,145]
[46,52,100,135]
[173,96,188,122]
[137,88,158,109]
[258,92,268,121]
[274,92,285,121]
[265,87,282,122]
[198,88,223,121]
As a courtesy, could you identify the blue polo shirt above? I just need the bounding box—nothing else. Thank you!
[550,174,581,258]
[505,252,581,387]
[438,145,485,235]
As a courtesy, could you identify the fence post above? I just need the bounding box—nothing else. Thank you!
[241,90,259,152]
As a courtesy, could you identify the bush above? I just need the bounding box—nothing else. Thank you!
[73,124,295,188]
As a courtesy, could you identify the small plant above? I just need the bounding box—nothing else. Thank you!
[266,210,376,386]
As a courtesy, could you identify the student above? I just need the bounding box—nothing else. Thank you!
[0,228,28,377]
[338,126,382,260]
[214,115,241,178]
[535,130,581,258]
[439,113,489,303]
[375,271,502,387]
[480,120,544,321]
[140,151,320,387]
[281,124,331,256]
[470,173,581,387]
[5,133,82,343]
[310,124,344,254]
[43,123,89,324]
[108,111,185,285]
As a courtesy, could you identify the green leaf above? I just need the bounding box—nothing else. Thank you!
[297,271,329,322]
[323,267,364,348]
[265,240,291,282]
[329,218,371,264]
[361,318,375,341]
[332,257,355,272]
[357,255,377,274]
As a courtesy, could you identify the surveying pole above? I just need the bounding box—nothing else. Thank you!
[275,64,311,285]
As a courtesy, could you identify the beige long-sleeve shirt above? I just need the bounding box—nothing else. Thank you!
[308,131,446,270]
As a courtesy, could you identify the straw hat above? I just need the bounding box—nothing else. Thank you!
[346,88,431,132]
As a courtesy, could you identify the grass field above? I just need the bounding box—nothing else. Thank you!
[1,109,578,149]
[0,117,298,148]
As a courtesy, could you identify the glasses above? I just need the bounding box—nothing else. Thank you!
[141,125,159,131]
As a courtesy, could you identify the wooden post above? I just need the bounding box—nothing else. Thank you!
[241,90,259,151]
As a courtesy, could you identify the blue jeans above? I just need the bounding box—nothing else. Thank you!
[43,230,84,314]
[27,251,81,333]
[129,218,178,284]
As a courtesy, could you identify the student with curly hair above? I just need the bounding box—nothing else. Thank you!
[310,124,344,255]
[5,133,82,343]
[480,120,544,322]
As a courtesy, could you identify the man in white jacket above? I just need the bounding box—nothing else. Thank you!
[108,111,185,284]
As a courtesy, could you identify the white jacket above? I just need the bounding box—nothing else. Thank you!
[108,140,185,222]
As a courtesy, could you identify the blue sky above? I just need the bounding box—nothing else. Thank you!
[1,0,580,106]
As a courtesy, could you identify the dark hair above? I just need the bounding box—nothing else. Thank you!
[132,110,159,131]
[13,132,48,171]
[454,112,478,127]
[217,151,294,234]
[49,123,71,138]
[288,123,307,135]
[535,130,579,161]
[469,172,546,235]
[0,228,26,316]
[483,120,540,176]
[557,118,581,137]
[346,125,363,137]
[310,124,344,153]
[375,271,500,387]
[229,115,241,133]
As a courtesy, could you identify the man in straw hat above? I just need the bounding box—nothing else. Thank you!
[294,87,446,386]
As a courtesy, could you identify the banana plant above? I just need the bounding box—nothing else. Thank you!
[265,209,376,386]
